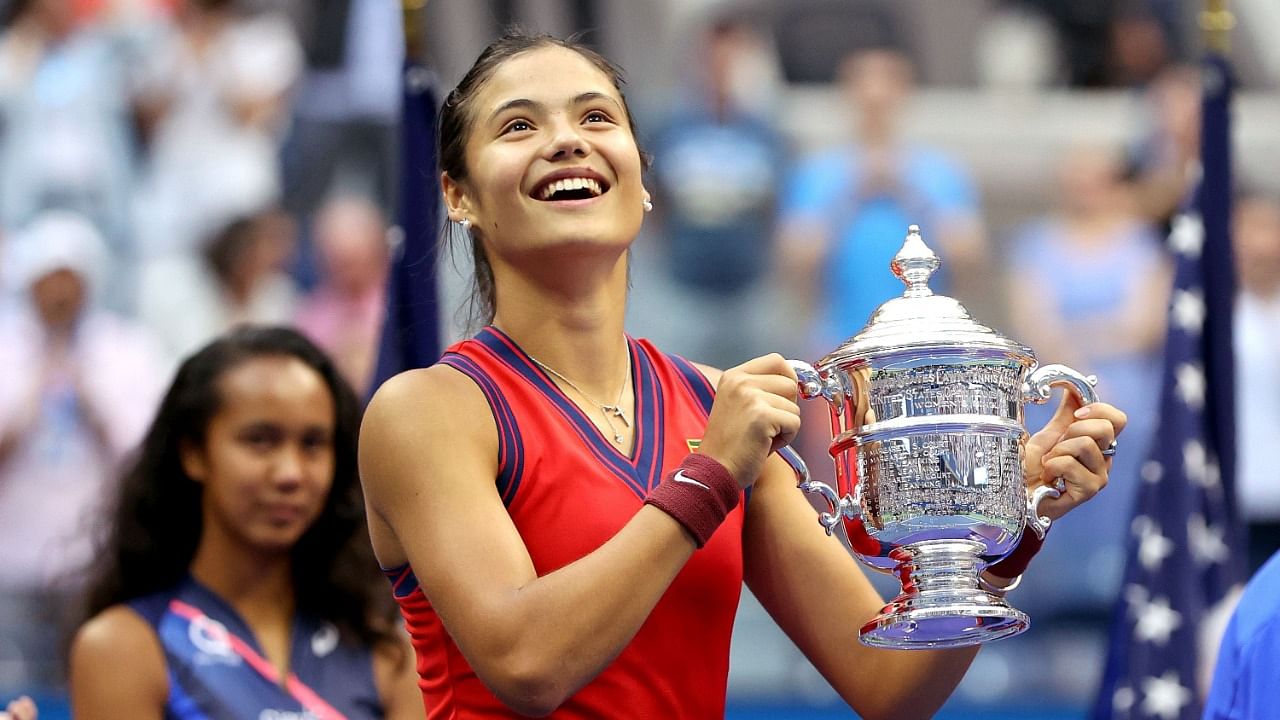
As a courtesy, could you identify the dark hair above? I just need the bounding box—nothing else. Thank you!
[81,326,397,649]
[439,29,649,330]
[204,216,259,286]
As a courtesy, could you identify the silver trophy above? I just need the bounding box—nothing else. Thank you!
[782,225,1098,650]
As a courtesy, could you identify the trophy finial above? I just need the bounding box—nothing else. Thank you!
[892,225,940,297]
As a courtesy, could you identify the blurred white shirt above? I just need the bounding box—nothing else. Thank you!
[1235,290,1280,520]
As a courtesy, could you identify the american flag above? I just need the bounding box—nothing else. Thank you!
[371,53,443,392]
[1091,53,1246,720]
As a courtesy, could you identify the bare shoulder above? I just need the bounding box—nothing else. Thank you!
[361,364,497,477]
[359,364,500,540]
[70,606,167,715]
[364,364,492,435]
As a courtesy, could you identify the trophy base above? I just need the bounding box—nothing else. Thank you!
[858,539,1031,649]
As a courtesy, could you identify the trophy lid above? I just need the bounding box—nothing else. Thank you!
[818,225,1032,367]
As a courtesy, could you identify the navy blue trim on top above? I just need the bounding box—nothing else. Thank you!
[440,352,526,505]
[631,340,666,493]
[380,563,421,599]
[665,352,716,416]
[474,327,660,500]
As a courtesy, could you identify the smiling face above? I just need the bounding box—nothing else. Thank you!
[442,45,648,259]
[182,356,336,557]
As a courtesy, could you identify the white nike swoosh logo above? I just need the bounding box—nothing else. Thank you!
[672,470,711,491]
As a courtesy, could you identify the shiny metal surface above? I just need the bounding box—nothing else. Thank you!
[788,225,1098,649]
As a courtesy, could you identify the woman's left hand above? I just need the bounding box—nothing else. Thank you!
[1024,391,1128,522]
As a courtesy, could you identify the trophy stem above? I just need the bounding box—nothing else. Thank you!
[860,539,1029,649]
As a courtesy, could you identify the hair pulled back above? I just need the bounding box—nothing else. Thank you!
[438,30,648,330]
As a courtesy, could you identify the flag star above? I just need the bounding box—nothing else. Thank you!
[1169,213,1204,257]
[1189,513,1229,565]
[1204,457,1221,490]
[1124,582,1150,612]
[1140,670,1193,720]
[1169,289,1205,334]
[1175,363,1205,409]
[1135,520,1175,572]
[1113,685,1136,715]
[1184,440,1208,486]
[1134,596,1182,645]
[1141,461,1164,484]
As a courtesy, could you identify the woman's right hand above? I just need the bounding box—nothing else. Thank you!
[698,354,802,489]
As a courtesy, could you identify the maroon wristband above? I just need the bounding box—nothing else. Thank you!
[986,524,1046,580]
[644,454,741,548]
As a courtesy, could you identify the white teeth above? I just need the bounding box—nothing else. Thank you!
[538,177,603,200]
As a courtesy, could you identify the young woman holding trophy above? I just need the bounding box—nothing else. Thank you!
[359,31,1128,719]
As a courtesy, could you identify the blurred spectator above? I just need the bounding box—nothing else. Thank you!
[0,0,139,283]
[137,207,299,359]
[646,18,785,368]
[281,0,402,288]
[130,0,301,259]
[975,5,1062,90]
[1127,63,1201,233]
[294,194,388,397]
[0,211,168,686]
[999,0,1183,88]
[777,44,987,356]
[1006,145,1170,616]
[1233,192,1280,574]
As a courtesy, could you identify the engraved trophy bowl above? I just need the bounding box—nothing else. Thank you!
[779,225,1099,650]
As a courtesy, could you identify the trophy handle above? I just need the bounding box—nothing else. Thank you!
[1022,363,1100,539]
[788,359,844,412]
[781,445,855,536]
[783,360,855,535]
[1021,363,1098,406]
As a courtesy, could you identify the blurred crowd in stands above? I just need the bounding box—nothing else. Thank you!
[0,0,1277,712]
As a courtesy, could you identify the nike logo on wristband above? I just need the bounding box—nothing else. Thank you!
[672,470,711,491]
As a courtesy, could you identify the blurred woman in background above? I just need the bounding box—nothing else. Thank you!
[69,326,420,719]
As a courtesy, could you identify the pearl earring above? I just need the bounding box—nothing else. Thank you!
[459,218,471,230]
[642,198,653,213]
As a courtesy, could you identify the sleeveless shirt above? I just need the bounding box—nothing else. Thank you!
[385,327,743,718]
[130,577,384,720]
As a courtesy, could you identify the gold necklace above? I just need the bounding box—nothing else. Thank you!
[531,356,631,444]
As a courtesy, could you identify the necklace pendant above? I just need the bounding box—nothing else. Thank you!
[613,431,625,444]
[603,405,631,427]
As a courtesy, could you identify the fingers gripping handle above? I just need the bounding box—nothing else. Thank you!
[783,360,854,535]
[1022,363,1100,538]
[789,360,844,410]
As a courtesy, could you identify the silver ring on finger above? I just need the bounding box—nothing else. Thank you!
[1101,440,1118,457]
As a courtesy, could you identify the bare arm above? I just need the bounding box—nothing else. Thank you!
[69,606,168,720]
[743,456,978,720]
[373,637,426,720]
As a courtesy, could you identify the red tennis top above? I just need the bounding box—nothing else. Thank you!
[382,327,745,719]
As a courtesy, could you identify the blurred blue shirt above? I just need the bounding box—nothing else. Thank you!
[1204,551,1280,719]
